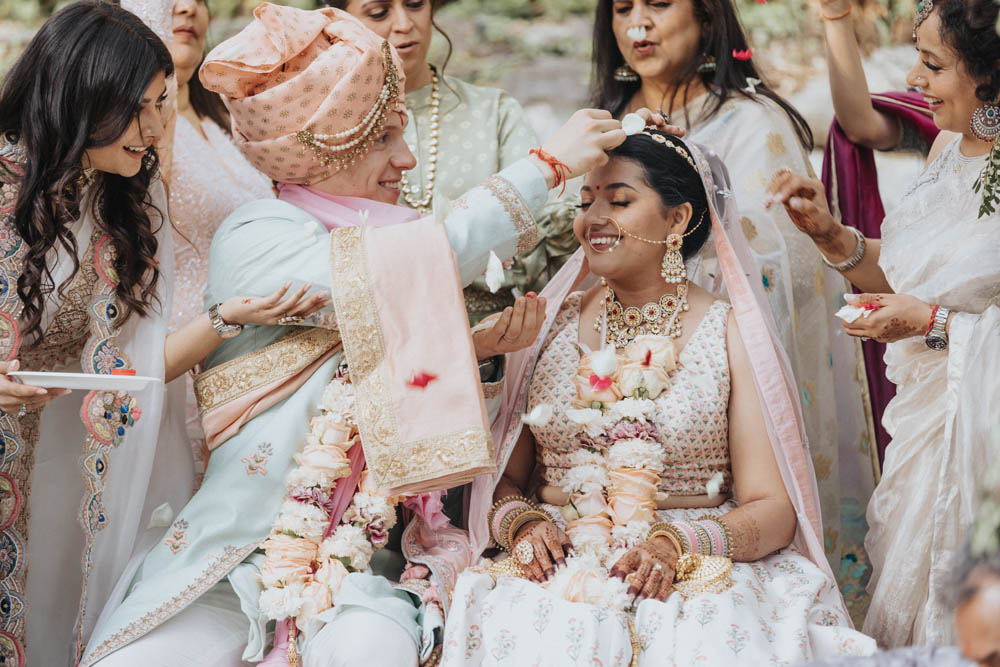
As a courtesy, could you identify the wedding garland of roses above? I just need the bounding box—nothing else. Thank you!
[258,365,400,633]
[543,336,676,610]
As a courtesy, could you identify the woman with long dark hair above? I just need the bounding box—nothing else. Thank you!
[590,0,877,620]
[124,0,275,485]
[0,3,321,663]
[325,0,580,325]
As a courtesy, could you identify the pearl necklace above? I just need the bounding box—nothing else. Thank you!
[400,65,440,214]
[595,278,689,348]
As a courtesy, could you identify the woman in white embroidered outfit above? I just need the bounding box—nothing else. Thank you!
[589,0,877,617]
[767,0,1000,647]
[441,131,875,665]
[0,3,325,666]
[82,5,633,666]
[327,0,580,325]
[124,0,276,483]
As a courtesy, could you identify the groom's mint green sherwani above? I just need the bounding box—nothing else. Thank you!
[82,161,549,665]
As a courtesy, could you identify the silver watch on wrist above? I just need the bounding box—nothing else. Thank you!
[209,303,243,340]
[924,305,950,350]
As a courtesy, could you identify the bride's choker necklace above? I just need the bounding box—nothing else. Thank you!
[595,278,689,348]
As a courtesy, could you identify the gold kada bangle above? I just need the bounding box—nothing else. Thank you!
[647,522,685,557]
[507,509,551,551]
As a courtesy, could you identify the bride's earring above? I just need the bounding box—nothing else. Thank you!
[971,103,1000,142]
[661,233,686,284]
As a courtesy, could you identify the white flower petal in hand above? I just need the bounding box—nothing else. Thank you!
[625,26,647,41]
[621,113,645,136]
[706,471,724,499]
[485,250,504,294]
[590,345,618,379]
[566,407,603,425]
[835,304,872,323]
[521,403,554,426]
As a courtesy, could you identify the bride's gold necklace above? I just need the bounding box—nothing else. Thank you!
[595,278,689,348]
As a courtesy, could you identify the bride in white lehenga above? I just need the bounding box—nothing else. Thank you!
[766,0,1000,647]
[440,132,875,665]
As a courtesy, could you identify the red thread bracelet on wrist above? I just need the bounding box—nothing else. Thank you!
[529,147,571,196]
[925,304,940,336]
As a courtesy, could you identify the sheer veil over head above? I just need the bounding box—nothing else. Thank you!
[404,137,833,612]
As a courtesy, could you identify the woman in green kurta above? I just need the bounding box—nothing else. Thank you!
[327,0,580,324]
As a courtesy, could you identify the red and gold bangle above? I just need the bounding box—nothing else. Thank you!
[488,496,532,549]
[529,147,571,196]
[926,304,940,336]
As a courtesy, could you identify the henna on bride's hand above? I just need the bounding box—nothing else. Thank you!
[878,317,920,342]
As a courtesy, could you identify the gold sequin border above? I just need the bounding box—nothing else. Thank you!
[79,543,259,666]
[328,226,495,492]
[193,327,341,416]
[482,175,538,256]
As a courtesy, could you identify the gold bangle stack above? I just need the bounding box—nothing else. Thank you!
[506,509,550,551]
[647,522,686,557]
[487,495,550,551]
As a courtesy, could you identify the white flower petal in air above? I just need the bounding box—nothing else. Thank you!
[302,220,319,244]
[706,471,725,499]
[566,408,604,425]
[621,113,645,136]
[590,346,619,379]
[146,502,174,529]
[626,26,647,41]
[835,304,871,323]
[358,209,370,226]
[521,403,554,427]
[485,250,504,294]
[744,77,761,95]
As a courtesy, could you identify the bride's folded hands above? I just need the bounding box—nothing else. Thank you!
[609,535,680,603]
[511,518,573,583]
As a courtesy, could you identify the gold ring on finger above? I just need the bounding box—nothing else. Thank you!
[514,540,535,565]
[277,315,305,326]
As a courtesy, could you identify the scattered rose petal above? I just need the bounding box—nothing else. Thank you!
[622,113,645,136]
[733,49,754,61]
[642,349,652,367]
[590,346,618,379]
[835,304,875,323]
[706,471,724,499]
[589,374,614,391]
[521,403,554,426]
[407,371,438,388]
[485,250,504,294]
[744,77,761,94]
[626,26,647,41]
[566,408,603,425]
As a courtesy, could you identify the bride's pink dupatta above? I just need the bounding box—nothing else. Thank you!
[403,143,834,616]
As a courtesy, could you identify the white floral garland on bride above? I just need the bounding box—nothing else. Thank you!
[535,335,720,610]
[258,365,400,631]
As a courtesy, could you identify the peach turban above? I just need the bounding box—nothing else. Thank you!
[200,3,405,185]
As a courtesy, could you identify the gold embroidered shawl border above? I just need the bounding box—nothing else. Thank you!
[483,175,538,256]
[193,327,342,416]
[79,543,259,666]
[328,226,495,492]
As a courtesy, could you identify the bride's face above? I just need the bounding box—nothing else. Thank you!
[574,157,693,286]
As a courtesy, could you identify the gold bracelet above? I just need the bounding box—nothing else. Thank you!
[488,495,533,549]
[507,509,551,551]
[647,522,688,557]
[821,4,852,20]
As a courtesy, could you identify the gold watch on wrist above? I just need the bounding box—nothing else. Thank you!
[209,303,243,340]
